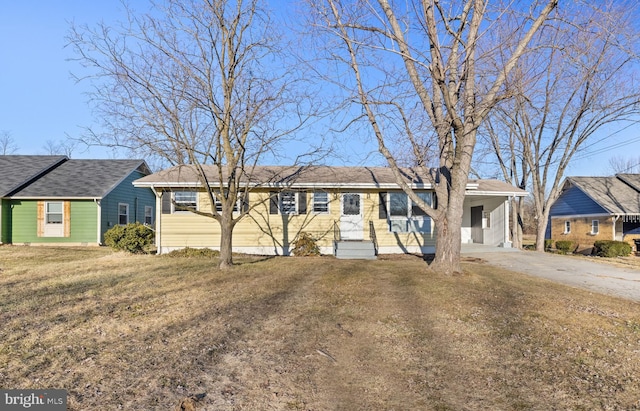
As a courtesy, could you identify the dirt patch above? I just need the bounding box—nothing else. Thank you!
[1,247,640,410]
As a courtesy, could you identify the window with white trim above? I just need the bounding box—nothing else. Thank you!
[174,191,197,212]
[213,192,244,213]
[118,203,129,225]
[591,220,599,235]
[45,202,63,224]
[312,191,329,214]
[564,221,571,234]
[144,206,153,225]
[280,191,297,214]
[387,191,433,233]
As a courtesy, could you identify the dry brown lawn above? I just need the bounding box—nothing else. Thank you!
[1,246,640,410]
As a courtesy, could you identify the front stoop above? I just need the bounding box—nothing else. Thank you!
[334,240,377,260]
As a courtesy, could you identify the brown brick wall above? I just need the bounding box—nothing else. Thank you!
[550,216,612,254]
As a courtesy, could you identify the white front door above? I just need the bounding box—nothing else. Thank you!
[340,193,364,240]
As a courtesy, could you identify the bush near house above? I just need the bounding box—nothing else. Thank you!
[292,232,320,256]
[593,240,632,258]
[104,222,154,254]
[555,240,575,254]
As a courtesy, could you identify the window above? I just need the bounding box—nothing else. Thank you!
[386,191,433,233]
[280,191,297,214]
[144,206,153,225]
[312,191,329,214]
[564,221,571,234]
[389,192,409,217]
[591,220,599,235]
[45,202,63,224]
[213,192,243,213]
[118,203,129,225]
[174,191,197,212]
[389,191,433,218]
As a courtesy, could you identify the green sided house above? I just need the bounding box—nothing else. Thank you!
[133,165,527,258]
[0,155,155,246]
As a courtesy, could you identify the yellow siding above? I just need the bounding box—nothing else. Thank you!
[159,189,436,254]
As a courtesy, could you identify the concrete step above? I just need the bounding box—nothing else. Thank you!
[334,240,377,260]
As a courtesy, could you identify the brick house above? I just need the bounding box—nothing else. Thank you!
[547,174,640,254]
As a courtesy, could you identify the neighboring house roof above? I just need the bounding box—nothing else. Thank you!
[0,155,68,197]
[10,159,151,199]
[134,164,527,196]
[563,175,640,215]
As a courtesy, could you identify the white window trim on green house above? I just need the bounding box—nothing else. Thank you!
[44,201,64,237]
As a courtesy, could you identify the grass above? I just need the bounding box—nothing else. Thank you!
[1,246,640,410]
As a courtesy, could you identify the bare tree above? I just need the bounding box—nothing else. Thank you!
[43,139,76,157]
[0,130,18,155]
[608,155,640,174]
[307,0,557,274]
[68,0,316,268]
[481,0,640,252]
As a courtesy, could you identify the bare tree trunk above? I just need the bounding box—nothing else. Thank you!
[535,218,547,252]
[219,214,234,269]
[431,200,464,274]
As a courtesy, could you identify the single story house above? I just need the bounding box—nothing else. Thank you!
[0,155,155,246]
[133,165,527,258]
[547,174,640,254]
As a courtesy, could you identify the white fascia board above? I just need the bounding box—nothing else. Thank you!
[10,196,104,201]
[465,190,529,197]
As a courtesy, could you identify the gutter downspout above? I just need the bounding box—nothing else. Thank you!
[150,187,161,254]
[95,199,102,245]
[0,200,3,245]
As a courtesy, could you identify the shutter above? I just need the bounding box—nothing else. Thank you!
[161,191,172,214]
[64,201,71,237]
[37,201,44,237]
[242,192,250,213]
[298,191,307,214]
[378,192,388,219]
[269,191,278,214]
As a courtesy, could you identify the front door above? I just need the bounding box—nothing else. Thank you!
[471,205,484,244]
[340,193,364,240]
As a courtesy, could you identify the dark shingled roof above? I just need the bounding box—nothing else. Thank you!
[134,164,527,195]
[567,175,640,215]
[0,155,67,197]
[10,159,150,199]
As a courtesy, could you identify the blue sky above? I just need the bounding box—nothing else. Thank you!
[1,1,639,176]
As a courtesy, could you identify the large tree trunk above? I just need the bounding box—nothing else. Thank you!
[218,213,235,269]
[431,188,465,275]
[535,216,548,252]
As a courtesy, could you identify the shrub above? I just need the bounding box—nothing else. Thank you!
[292,232,320,256]
[544,239,554,251]
[166,247,219,258]
[104,222,154,254]
[593,240,632,258]
[555,240,575,254]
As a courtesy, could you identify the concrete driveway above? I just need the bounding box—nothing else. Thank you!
[462,245,640,303]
